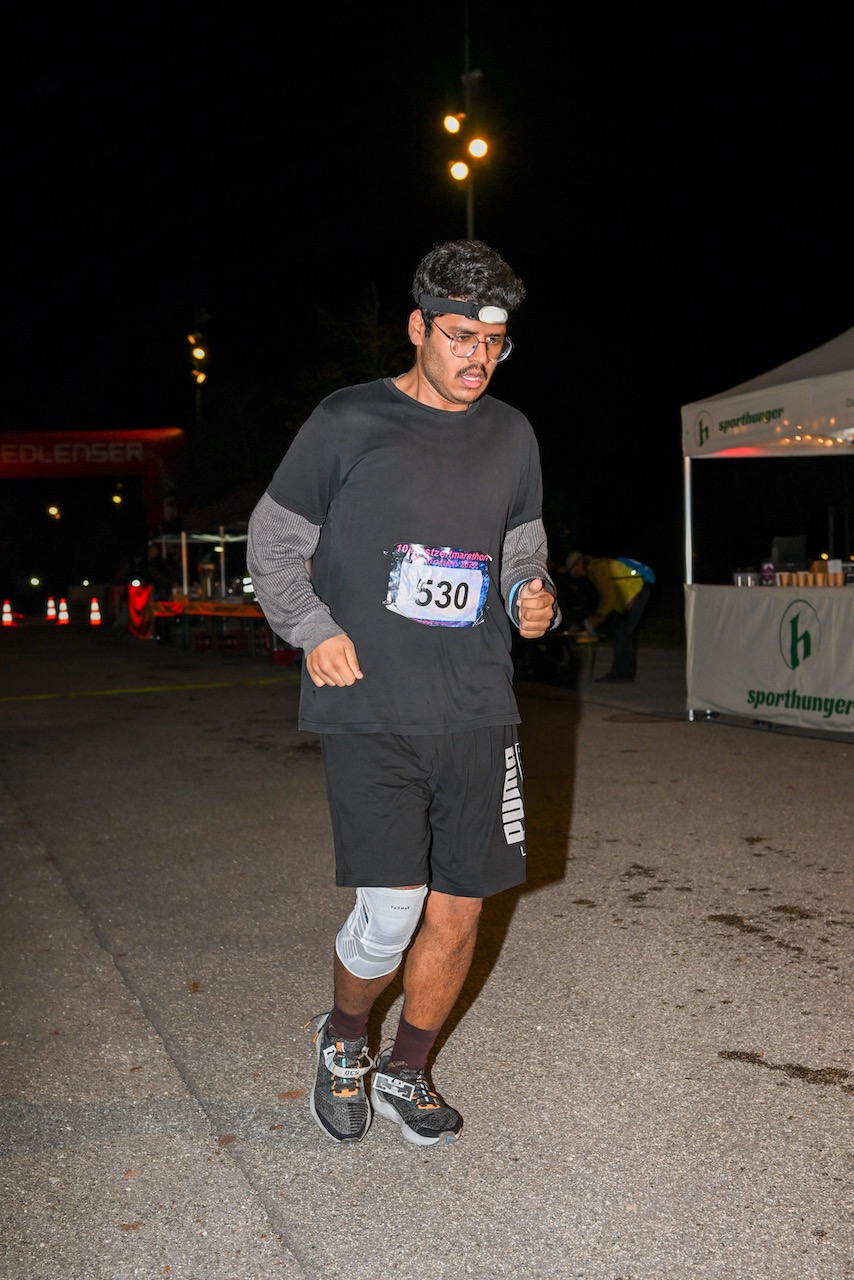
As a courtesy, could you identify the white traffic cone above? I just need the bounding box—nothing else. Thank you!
[57,598,70,625]
[2,600,14,627]
[46,596,57,621]
[89,596,102,626]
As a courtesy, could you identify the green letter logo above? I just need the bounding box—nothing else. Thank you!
[779,600,821,671]
[696,412,711,448]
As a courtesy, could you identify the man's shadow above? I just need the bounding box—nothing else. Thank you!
[369,684,581,1059]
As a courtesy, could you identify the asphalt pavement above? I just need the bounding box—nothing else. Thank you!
[0,619,851,1280]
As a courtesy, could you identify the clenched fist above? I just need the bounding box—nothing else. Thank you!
[517,578,556,639]
[306,634,364,687]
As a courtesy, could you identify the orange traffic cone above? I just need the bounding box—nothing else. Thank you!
[2,600,14,627]
[46,596,57,622]
[57,598,70,625]
[89,596,102,626]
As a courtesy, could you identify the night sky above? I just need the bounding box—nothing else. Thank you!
[4,5,853,595]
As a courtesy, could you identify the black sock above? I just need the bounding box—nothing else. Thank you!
[328,1003,368,1042]
[388,1015,439,1074]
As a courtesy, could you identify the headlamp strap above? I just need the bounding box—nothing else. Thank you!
[418,295,508,325]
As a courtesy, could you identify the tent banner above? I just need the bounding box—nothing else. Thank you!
[685,585,854,734]
[681,371,854,458]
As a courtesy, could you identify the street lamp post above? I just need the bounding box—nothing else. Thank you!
[187,325,208,432]
[443,24,489,240]
[460,65,482,239]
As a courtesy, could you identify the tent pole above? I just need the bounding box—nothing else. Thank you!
[684,455,693,585]
[181,531,189,597]
[684,453,694,721]
[219,526,227,598]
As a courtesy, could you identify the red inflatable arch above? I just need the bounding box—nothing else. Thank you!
[0,429,185,532]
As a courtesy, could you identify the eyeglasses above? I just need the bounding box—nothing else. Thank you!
[431,320,513,363]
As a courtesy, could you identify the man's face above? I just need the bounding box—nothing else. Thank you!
[410,311,507,410]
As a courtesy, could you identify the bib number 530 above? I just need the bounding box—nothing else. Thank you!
[415,578,470,611]
[384,544,490,628]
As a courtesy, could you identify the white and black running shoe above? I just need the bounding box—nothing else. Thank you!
[371,1046,462,1146]
[308,1012,373,1144]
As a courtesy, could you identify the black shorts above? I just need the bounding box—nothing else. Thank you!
[319,724,527,898]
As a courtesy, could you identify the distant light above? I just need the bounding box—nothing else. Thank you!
[47,504,60,519]
[443,113,464,134]
[82,578,90,586]
[112,493,123,505]
[214,544,223,553]
[450,161,469,181]
[193,370,207,384]
[191,345,206,361]
[30,576,40,587]
[131,578,142,587]
[468,137,488,159]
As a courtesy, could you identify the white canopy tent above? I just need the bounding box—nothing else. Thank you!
[680,326,854,735]
[148,527,248,598]
[681,325,854,582]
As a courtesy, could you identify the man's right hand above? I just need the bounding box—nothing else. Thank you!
[306,634,364,687]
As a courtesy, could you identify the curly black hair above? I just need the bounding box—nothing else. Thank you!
[412,240,526,328]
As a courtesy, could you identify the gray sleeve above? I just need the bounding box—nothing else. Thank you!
[246,491,345,653]
[501,518,561,630]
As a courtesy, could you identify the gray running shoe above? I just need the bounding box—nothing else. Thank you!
[370,1047,462,1146]
[309,1012,373,1144]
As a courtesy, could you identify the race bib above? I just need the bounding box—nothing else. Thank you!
[384,543,491,627]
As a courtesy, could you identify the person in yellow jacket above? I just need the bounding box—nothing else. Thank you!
[565,552,653,683]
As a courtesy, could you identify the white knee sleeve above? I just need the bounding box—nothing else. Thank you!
[336,886,428,979]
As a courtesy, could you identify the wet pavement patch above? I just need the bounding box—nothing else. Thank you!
[719,1050,853,1092]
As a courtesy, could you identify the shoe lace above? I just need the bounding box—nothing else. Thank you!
[304,1012,328,1041]
[382,1053,440,1111]
[329,1045,370,1097]
[410,1073,440,1111]
[305,1014,372,1090]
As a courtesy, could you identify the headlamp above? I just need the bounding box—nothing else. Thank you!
[418,294,508,325]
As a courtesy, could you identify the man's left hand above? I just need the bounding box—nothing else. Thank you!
[518,578,556,638]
